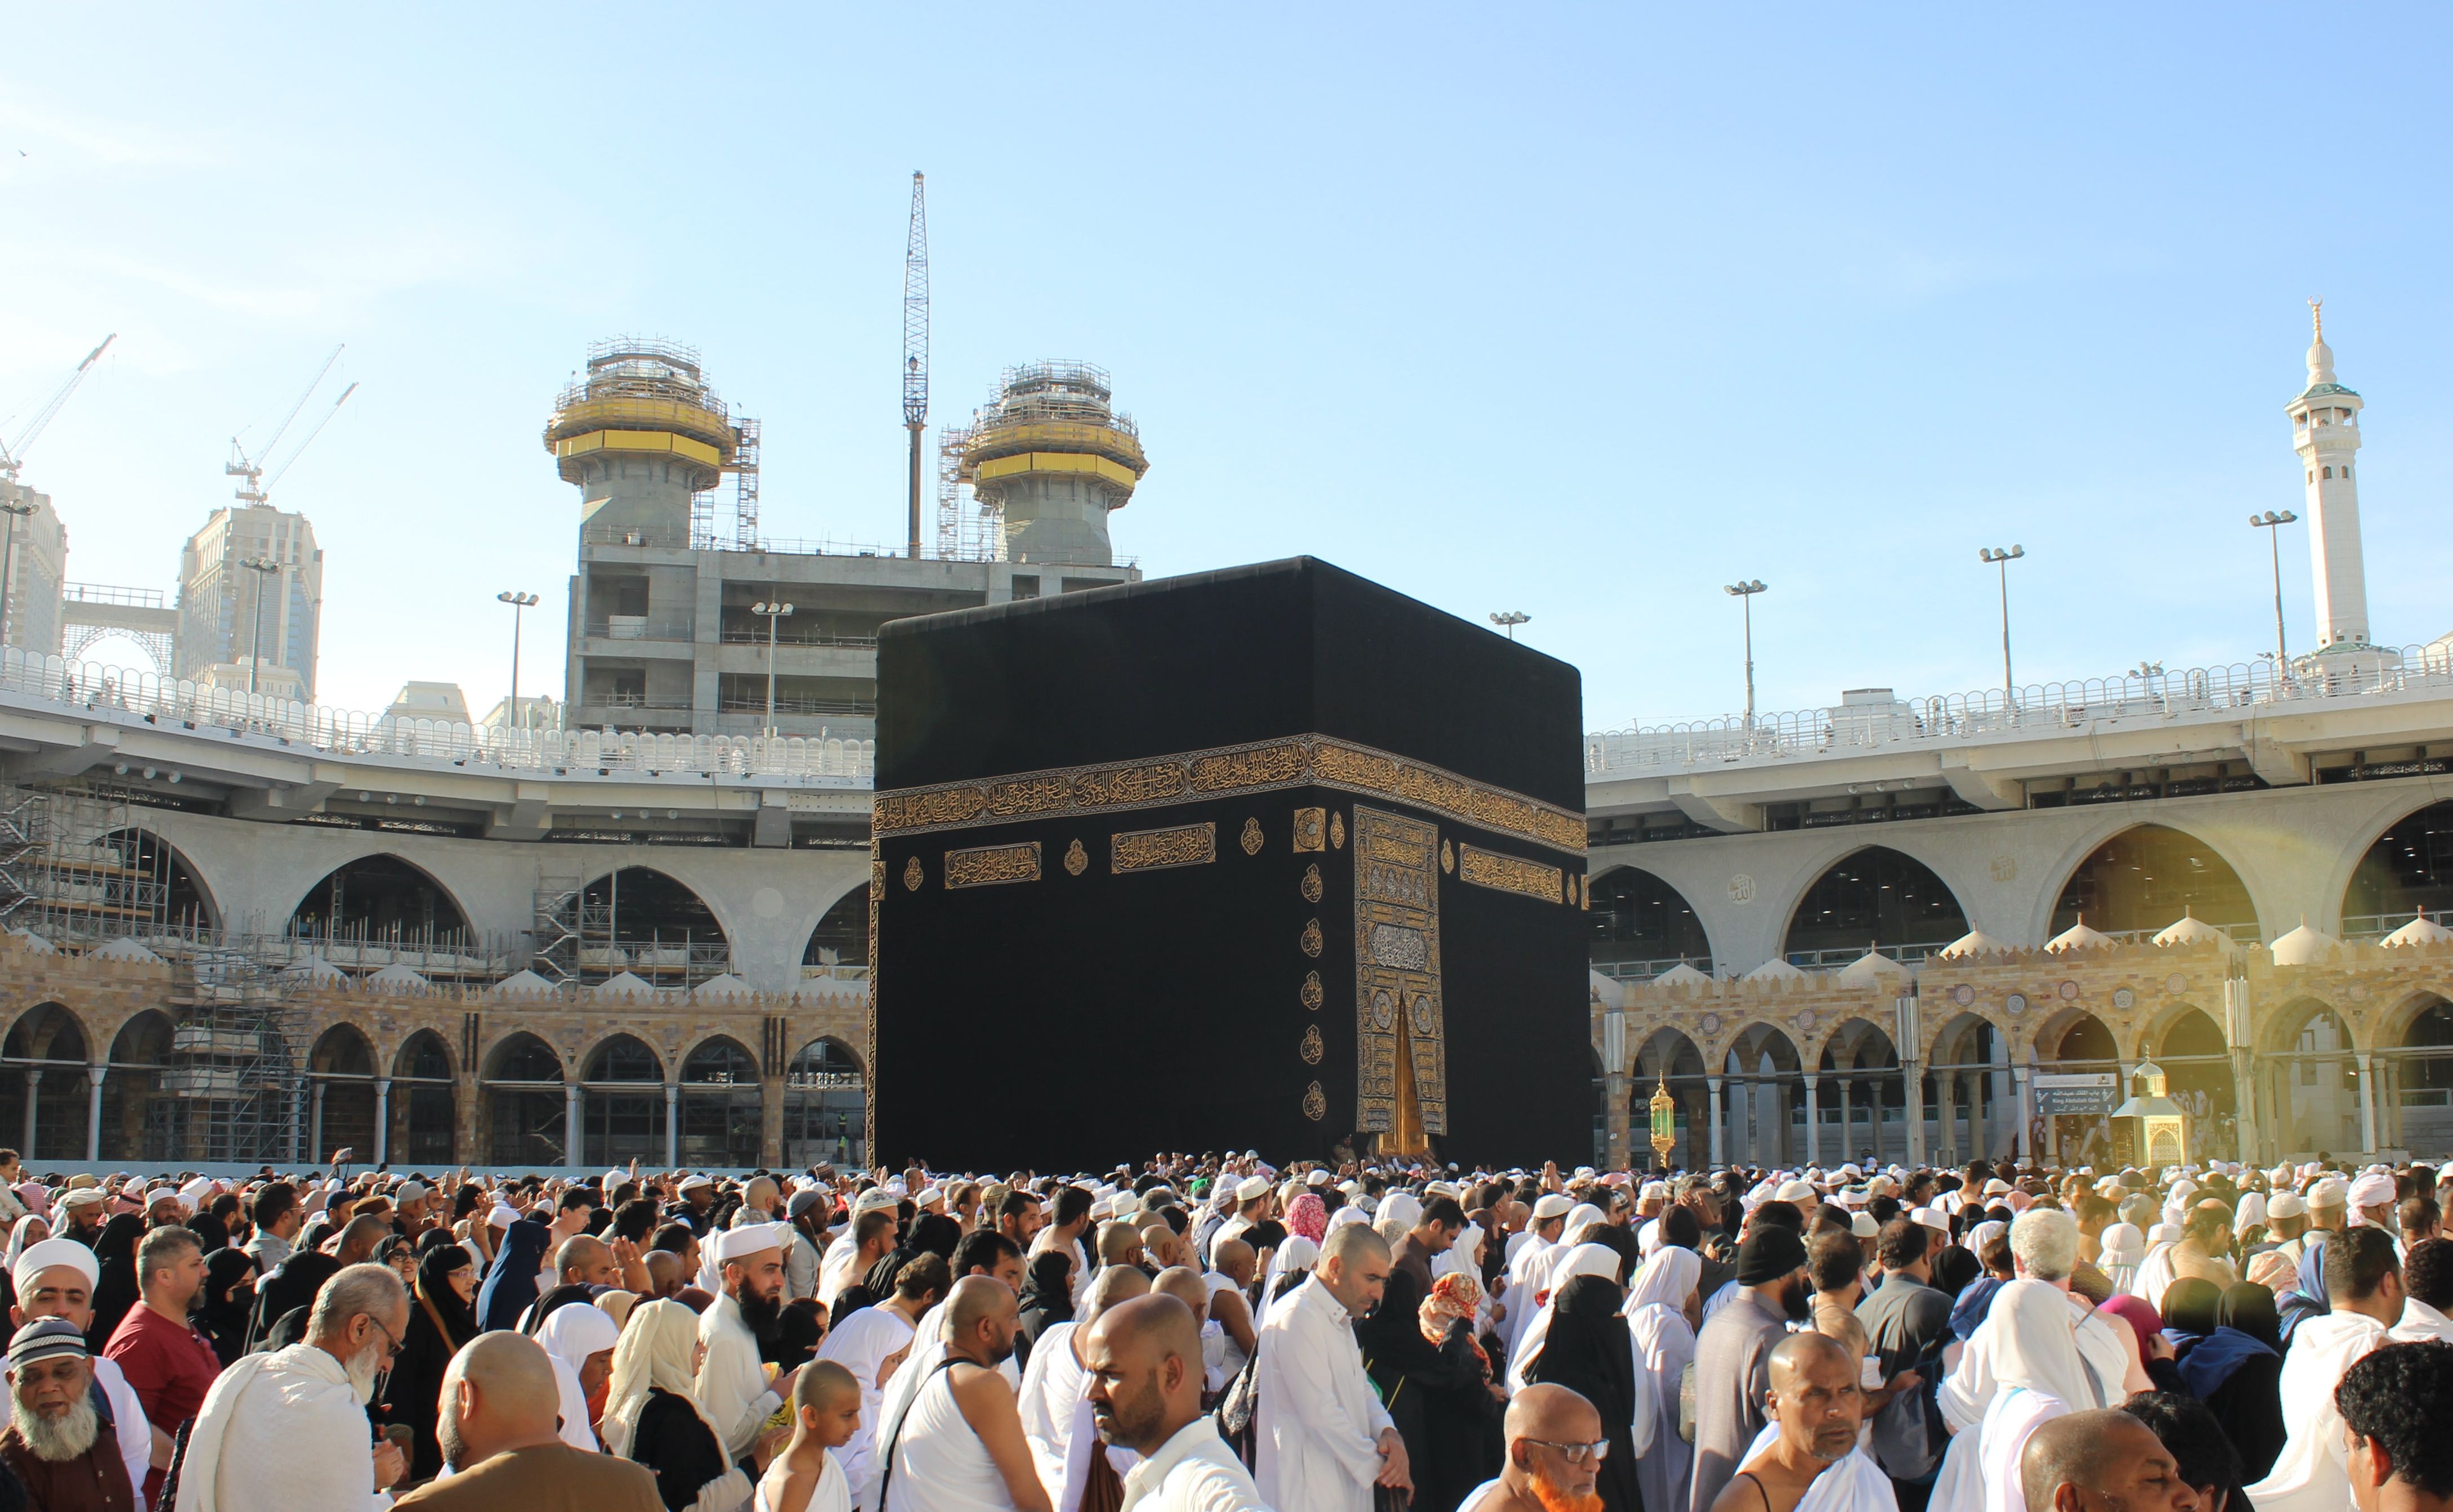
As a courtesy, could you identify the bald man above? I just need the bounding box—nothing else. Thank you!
[395,1334,660,1510]
[1205,1239,1259,1390]
[1256,1222,1410,1511]
[1152,1267,1211,1326]
[877,1276,1048,1512]
[2018,1408,2198,1512]
[1082,1291,1265,1510]
[1710,1332,1895,1512]
[1019,1265,1151,1511]
[1459,1382,1604,1512]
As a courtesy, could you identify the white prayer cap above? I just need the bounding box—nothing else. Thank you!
[1839,1164,1863,1180]
[1112,1192,1143,1219]
[915,1187,945,1206]
[1306,1170,1331,1186]
[713,1224,782,1264]
[1337,1180,1363,1196]
[489,1203,519,1228]
[393,1182,426,1205]
[677,1174,714,1193]
[119,1179,145,1199]
[1851,1212,1878,1239]
[1089,1196,1113,1221]
[1909,1206,1949,1237]
[606,1168,629,1190]
[1532,1194,1573,1221]
[2266,1191,2306,1220]
[2097,1223,2145,1267]
[177,1177,212,1206]
[2307,1176,2350,1209]
[1982,1178,2013,1197]
[13,1237,98,1295]
[851,1188,899,1217]
[1639,1181,1669,1200]
[1967,1221,2007,1255]
[1574,1166,1597,1181]
[1234,1176,1270,1203]
[1774,1180,1815,1203]
[2349,1172,2397,1210]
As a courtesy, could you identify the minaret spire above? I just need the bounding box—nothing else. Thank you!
[2288,303,2369,650]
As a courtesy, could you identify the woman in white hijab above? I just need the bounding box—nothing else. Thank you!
[1256,1235,1319,1329]
[1932,1279,2098,1511]
[1506,1241,1622,1392]
[2096,1222,2146,1296]
[2130,1222,2183,1308]
[603,1297,759,1510]
[1623,1246,1702,1512]
[3,1214,47,1273]
[536,1301,621,1452]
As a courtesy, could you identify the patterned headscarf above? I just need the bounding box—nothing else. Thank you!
[1286,1192,1328,1244]
[1420,1271,1489,1369]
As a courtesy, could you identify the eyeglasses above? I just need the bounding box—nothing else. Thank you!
[1523,1438,1610,1464]
[362,1313,402,1363]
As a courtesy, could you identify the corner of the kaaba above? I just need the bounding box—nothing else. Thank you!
[871,556,1588,1173]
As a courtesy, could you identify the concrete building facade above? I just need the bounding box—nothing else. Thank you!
[174,505,323,698]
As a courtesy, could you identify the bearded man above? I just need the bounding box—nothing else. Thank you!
[1458,1383,1604,1512]
[173,1263,409,1511]
[1712,1332,1897,1511]
[698,1226,807,1465]
[1085,1292,1264,1511]
[0,1319,136,1510]
[1690,1227,1812,1512]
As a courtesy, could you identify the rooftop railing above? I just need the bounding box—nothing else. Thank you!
[0,647,875,784]
[1585,644,2453,777]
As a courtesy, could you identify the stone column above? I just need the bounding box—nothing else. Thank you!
[84,1065,104,1163]
[2012,1064,2033,1161]
[310,1082,326,1165]
[565,1084,583,1169]
[664,1084,681,1169]
[19,1070,37,1159]
[2358,1053,2380,1155]
[1803,1075,1821,1168]
[373,1079,391,1168]
[1707,1078,1725,1168]
[1903,1063,1924,1166]
[760,1075,787,1170]
[1836,1078,1852,1164]
[1604,1072,1632,1170]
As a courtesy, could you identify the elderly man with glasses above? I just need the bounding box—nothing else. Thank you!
[173,1262,410,1511]
[1460,1382,1609,1512]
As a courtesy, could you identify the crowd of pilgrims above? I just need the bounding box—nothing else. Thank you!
[0,1151,2436,1510]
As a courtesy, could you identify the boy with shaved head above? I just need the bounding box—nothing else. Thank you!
[1084,1291,1266,1510]
[758,1360,862,1512]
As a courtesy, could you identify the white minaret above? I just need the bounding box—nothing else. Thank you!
[2287,300,2371,649]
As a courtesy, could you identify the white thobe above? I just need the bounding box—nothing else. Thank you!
[1254,1275,1394,1512]
[1496,1236,1551,1356]
[0,1352,150,1495]
[2245,1309,2388,1512]
[1119,1416,1269,1512]
[698,1290,786,1460]
[173,1343,387,1512]
[814,1301,917,1493]
[2391,1295,2453,1343]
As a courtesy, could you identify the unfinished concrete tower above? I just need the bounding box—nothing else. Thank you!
[545,339,740,542]
[958,362,1148,566]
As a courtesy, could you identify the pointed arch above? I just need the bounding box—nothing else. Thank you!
[288,854,475,959]
[802,883,870,977]
[783,1037,865,1168]
[1781,846,1969,963]
[1630,1026,1709,1172]
[1817,1018,1904,1166]
[680,1035,761,1168]
[578,868,731,986]
[2388,994,2453,1156]
[1718,1024,1803,1168]
[0,1005,88,1161]
[580,1034,665,1166]
[2264,995,2362,1157]
[72,828,220,940]
[2343,799,2453,938]
[308,1025,378,1165]
[1926,1010,2012,1163]
[392,1029,457,1168]
[100,1010,176,1164]
[480,1031,565,1169]
[2048,823,2258,941]
[1588,866,1715,977]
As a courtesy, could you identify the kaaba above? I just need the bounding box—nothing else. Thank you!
[869,557,1588,1173]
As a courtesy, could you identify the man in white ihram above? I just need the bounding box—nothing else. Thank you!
[175,1262,410,1511]
[697,1224,805,1465]
[1255,1221,1412,1512]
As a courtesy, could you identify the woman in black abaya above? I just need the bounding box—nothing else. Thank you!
[382,1243,480,1483]
[1523,1272,1645,1512]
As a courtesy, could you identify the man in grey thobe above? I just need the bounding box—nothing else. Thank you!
[1689,1226,1810,1512]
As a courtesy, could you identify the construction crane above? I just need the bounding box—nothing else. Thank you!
[0,333,115,486]
[903,171,929,560]
[226,345,353,506]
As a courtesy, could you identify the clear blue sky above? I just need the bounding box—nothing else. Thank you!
[6,8,2450,729]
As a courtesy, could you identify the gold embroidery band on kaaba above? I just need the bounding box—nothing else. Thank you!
[1353,804,1446,1138]
[944,841,1042,889]
[1111,822,1217,873]
[1456,844,1566,904]
[873,734,1582,856]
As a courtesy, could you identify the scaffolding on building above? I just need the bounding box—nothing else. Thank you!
[527,869,730,989]
[530,876,583,987]
[731,417,761,550]
[934,421,1001,562]
[0,786,308,1162]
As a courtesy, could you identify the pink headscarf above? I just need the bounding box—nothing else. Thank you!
[2097,1294,2163,1374]
[1287,1192,1328,1244]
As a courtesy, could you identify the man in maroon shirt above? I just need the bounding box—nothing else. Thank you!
[102,1227,220,1506]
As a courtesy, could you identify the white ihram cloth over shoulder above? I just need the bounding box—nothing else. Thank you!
[861,1297,1022,1511]
[172,1342,387,1512]
[1734,1421,1900,1511]
[1119,1415,1270,1512]
[2244,1309,2390,1512]
[1254,1273,1395,1512]
[755,1448,852,1512]
[1017,1317,1140,1512]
